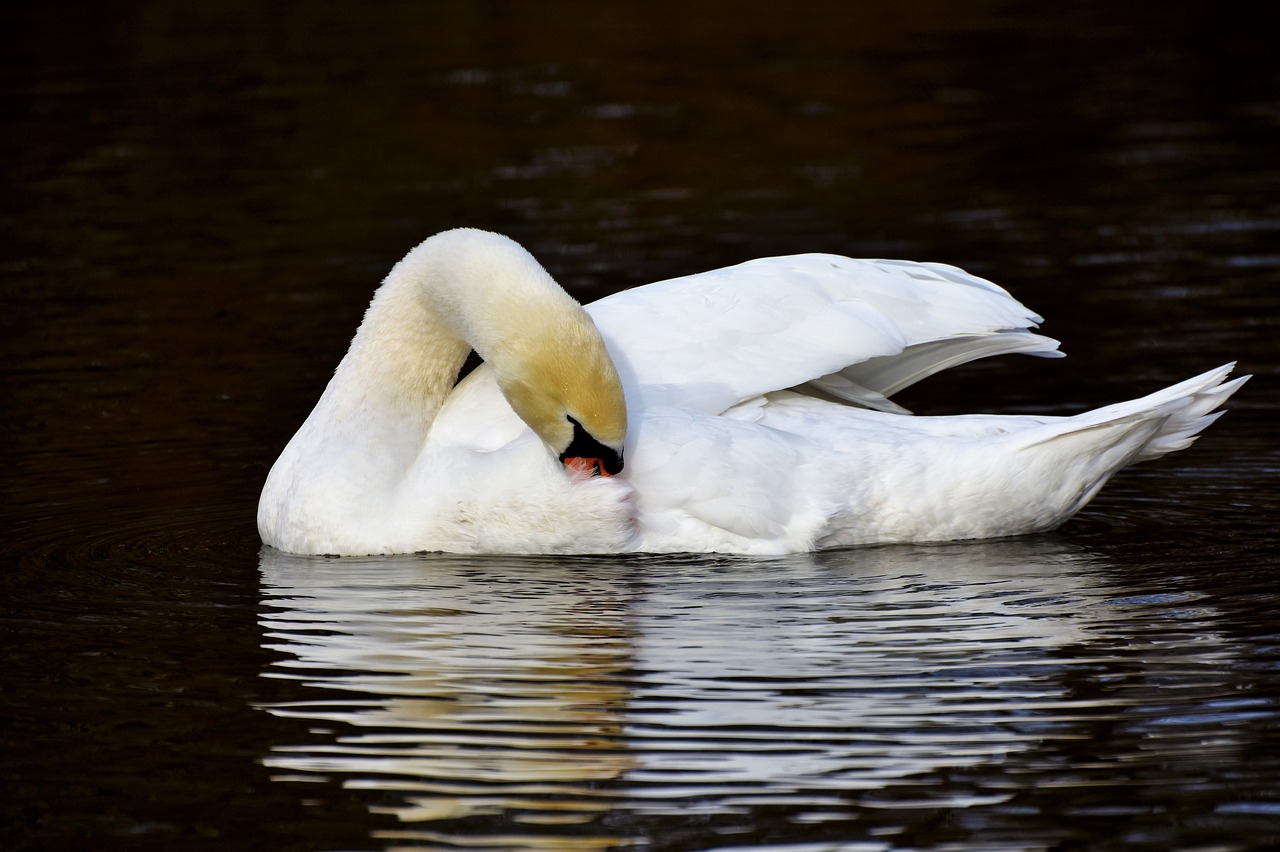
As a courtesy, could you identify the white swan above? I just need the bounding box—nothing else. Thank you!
[258,228,1247,556]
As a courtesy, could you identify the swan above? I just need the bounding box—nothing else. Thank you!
[258,228,1247,556]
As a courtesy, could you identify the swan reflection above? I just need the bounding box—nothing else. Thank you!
[257,539,1235,848]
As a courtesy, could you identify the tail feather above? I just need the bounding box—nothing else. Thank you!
[1133,370,1248,461]
[991,364,1247,531]
[1019,363,1248,464]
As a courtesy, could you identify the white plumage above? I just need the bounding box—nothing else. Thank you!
[258,228,1246,556]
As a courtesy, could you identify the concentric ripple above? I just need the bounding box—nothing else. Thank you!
[256,540,1275,850]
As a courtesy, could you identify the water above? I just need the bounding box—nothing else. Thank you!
[3,0,1279,849]
[256,545,1279,850]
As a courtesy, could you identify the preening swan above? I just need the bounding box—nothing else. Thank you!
[258,228,1246,556]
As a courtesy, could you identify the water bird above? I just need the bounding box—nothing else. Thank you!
[258,228,1246,555]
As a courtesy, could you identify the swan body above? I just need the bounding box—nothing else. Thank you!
[258,228,1246,555]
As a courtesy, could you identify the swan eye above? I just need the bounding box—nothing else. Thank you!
[559,416,623,476]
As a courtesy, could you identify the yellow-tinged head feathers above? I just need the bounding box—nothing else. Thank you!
[381,228,628,474]
[494,307,627,472]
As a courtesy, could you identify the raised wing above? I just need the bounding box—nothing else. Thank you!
[585,254,1062,415]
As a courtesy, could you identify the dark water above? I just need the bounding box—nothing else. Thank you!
[3,1,1278,849]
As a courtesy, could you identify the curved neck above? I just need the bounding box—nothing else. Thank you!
[260,228,627,551]
[299,229,580,463]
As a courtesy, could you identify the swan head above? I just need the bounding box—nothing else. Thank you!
[404,228,627,477]
[493,312,627,477]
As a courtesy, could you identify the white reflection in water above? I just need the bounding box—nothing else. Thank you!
[257,540,1240,849]
[260,551,638,849]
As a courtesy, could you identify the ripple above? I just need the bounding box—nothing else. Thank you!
[252,540,1271,849]
[7,498,255,573]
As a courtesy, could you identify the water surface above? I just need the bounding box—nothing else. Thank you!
[258,542,1279,850]
[2,1,1278,849]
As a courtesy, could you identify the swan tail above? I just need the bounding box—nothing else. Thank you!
[1019,363,1248,464]
[1128,364,1248,461]
[966,364,1247,532]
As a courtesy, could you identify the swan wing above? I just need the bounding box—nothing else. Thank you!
[586,254,1061,414]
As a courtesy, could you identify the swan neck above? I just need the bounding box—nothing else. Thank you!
[325,229,578,424]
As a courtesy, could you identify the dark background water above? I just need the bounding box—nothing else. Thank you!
[2,1,1278,849]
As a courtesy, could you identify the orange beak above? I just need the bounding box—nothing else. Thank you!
[563,457,613,477]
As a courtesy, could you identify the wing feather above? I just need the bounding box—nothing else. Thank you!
[585,254,1061,414]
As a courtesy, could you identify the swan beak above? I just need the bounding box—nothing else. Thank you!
[563,457,613,478]
[559,416,624,477]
